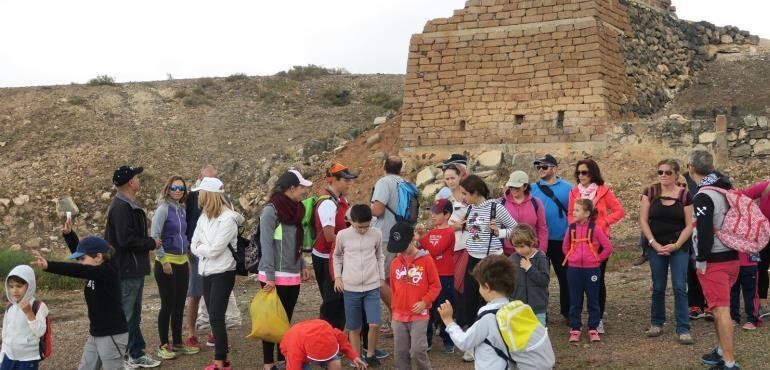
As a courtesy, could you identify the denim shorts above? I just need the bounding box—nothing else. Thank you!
[187,254,203,297]
[343,288,381,330]
[302,354,341,369]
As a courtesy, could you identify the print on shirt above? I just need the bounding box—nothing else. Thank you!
[468,211,484,242]
[395,264,425,285]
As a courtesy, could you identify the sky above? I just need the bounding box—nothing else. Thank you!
[0,0,767,88]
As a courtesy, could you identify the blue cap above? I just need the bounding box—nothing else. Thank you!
[68,236,111,260]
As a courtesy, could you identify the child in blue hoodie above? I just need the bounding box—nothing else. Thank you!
[1,265,49,370]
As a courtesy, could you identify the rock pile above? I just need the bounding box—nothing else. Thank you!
[620,0,759,116]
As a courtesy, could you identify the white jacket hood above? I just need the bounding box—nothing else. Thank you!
[5,265,37,305]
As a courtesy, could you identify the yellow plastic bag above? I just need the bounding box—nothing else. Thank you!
[246,290,290,342]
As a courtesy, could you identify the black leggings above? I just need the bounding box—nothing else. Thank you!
[599,259,607,317]
[203,270,235,361]
[312,254,345,329]
[261,284,300,364]
[546,240,570,318]
[154,260,189,346]
[759,243,770,300]
[461,256,484,327]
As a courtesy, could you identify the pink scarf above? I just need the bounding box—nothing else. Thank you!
[577,183,598,202]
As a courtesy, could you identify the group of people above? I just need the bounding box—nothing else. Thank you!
[1,149,769,370]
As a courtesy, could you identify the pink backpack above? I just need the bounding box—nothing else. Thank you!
[700,186,770,253]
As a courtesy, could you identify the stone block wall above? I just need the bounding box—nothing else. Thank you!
[401,0,636,149]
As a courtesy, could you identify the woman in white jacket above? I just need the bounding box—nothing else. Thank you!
[191,177,243,370]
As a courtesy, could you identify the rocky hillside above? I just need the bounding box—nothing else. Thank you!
[0,72,403,249]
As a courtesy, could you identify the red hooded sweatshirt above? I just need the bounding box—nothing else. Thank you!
[568,184,625,237]
[280,319,358,370]
[390,249,441,322]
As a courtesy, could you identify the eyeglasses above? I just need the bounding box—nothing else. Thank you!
[575,170,590,177]
[657,170,674,176]
[169,185,186,192]
[536,165,552,171]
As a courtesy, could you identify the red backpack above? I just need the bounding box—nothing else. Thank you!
[4,300,52,360]
[699,186,770,254]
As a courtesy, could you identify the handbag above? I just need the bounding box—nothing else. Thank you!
[453,249,469,293]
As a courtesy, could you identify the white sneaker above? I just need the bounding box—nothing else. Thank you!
[462,350,474,362]
[125,354,161,368]
[597,320,605,334]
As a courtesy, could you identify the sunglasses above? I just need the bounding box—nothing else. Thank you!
[575,170,590,177]
[536,165,552,170]
[657,170,674,176]
[169,185,186,192]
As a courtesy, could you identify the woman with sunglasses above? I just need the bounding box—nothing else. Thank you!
[150,175,199,359]
[568,159,625,334]
[639,159,694,344]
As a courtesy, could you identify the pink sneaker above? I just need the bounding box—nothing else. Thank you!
[568,330,581,342]
[206,334,216,347]
[588,329,601,342]
[204,361,232,370]
[743,322,757,330]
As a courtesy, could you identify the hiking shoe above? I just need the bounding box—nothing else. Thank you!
[588,330,601,342]
[689,307,706,320]
[173,343,200,355]
[709,362,741,370]
[705,310,715,322]
[632,254,647,266]
[156,344,176,360]
[362,348,389,359]
[677,332,694,345]
[462,350,474,362]
[596,320,605,334]
[568,329,581,342]
[365,356,381,368]
[645,325,663,337]
[742,322,757,330]
[443,344,455,354]
[185,336,201,350]
[759,306,770,319]
[206,334,216,347]
[379,322,393,337]
[204,361,232,370]
[126,354,161,368]
[702,348,724,366]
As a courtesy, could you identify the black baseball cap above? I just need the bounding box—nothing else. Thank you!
[437,154,468,169]
[533,154,558,167]
[112,165,143,186]
[387,221,415,253]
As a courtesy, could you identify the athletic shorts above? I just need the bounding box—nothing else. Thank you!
[697,260,740,310]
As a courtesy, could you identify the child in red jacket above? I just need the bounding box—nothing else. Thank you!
[563,199,613,343]
[389,221,441,370]
[280,319,366,370]
[419,199,456,353]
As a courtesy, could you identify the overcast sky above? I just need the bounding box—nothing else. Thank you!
[0,0,767,88]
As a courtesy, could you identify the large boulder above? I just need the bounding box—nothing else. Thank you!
[415,167,436,188]
[421,183,443,201]
[476,150,503,169]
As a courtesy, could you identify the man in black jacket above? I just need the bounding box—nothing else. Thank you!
[688,151,741,370]
[104,165,161,368]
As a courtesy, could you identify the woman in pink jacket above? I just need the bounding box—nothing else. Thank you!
[500,170,548,256]
[568,158,624,334]
[740,180,770,319]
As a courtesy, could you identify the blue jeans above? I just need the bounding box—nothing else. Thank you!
[121,277,146,359]
[647,247,690,334]
[567,267,601,330]
[427,276,455,347]
[730,265,759,324]
[0,355,38,370]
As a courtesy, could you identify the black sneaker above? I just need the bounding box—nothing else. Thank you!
[702,348,724,366]
[709,362,741,370]
[365,356,381,368]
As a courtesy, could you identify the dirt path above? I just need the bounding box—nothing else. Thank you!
[34,245,769,369]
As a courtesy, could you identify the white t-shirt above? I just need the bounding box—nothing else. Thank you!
[317,199,337,228]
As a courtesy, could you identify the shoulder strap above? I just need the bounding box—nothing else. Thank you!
[32,300,41,314]
[678,188,688,207]
[530,197,539,213]
[461,205,473,232]
[536,183,567,218]
[478,309,514,368]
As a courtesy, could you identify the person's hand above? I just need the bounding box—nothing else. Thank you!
[262,281,276,292]
[301,268,311,281]
[489,219,499,236]
[437,300,454,325]
[30,251,48,270]
[696,261,707,274]
[411,301,427,314]
[62,217,73,235]
[661,244,678,254]
[162,263,172,275]
[352,357,368,369]
[520,256,532,271]
[19,298,33,315]
[334,278,344,293]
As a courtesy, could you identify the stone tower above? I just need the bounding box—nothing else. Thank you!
[401,0,637,150]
